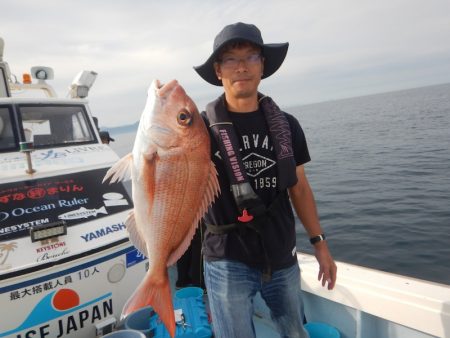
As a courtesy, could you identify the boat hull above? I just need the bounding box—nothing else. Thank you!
[0,241,147,337]
[252,253,450,338]
[0,148,148,337]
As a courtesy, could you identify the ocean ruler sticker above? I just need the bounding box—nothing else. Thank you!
[0,168,132,241]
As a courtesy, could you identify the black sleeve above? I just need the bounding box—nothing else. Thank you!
[285,112,311,166]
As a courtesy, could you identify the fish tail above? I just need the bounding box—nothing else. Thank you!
[121,269,175,338]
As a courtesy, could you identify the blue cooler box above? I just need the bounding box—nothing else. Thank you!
[150,287,212,338]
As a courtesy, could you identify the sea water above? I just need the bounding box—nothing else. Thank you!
[109,83,450,285]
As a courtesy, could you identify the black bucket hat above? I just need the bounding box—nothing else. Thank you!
[194,22,289,86]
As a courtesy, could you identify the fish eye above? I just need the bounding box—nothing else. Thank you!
[177,109,193,126]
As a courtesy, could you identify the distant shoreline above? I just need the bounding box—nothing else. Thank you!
[101,82,450,133]
[101,121,138,135]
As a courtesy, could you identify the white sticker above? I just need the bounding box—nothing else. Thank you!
[174,308,183,322]
[103,192,124,200]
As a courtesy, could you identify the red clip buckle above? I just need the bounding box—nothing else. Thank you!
[238,209,254,222]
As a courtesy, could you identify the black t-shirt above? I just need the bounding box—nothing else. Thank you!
[202,108,311,271]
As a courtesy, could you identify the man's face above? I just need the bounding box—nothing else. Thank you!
[214,43,264,101]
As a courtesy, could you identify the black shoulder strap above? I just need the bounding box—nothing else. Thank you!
[258,94,298,189]
[205,95,247,186]
[205,95,263,218]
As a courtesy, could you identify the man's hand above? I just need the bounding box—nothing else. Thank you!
[314,241,337,290]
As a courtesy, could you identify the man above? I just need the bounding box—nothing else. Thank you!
[194,22,337,338]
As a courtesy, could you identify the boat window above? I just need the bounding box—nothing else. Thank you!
[19,104,96,147]
[0,107,17,152]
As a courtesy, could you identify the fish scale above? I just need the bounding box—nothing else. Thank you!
[151,158,191,239]
[158,156,209,265]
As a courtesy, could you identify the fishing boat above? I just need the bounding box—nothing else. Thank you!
[1,37,449,338]
[0,37,147,337]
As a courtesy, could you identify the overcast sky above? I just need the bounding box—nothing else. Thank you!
[2,0,450,127]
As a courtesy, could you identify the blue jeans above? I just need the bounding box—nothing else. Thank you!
[204,259,310,338]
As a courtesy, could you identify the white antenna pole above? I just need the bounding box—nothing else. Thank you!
[0,37,4,62]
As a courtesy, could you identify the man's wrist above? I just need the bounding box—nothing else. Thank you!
[309,233,326,245]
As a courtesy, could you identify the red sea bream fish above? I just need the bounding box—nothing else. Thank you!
[103,79,220,337]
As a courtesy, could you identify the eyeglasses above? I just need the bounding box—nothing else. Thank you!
[219,53,262,69]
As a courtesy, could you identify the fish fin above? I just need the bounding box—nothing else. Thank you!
[207,160,221,199]
[166,161,220,266]
[125,210,148,258]
[102,153,133,183]
[121,270,176,338]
